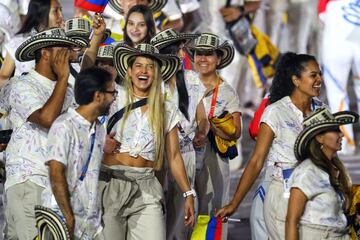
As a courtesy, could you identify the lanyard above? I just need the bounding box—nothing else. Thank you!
[79,126,96,181]
[208,76,220,119]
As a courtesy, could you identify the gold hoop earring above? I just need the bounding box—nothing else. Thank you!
[320,144,324,150]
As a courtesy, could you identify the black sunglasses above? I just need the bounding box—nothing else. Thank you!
[101,90,118,98]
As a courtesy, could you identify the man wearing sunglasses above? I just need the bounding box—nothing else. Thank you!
[41,67,117,239]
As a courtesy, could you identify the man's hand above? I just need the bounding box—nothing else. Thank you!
[52,49,70,81]
[219,6,242,23]
[64,214,75,239]
[104,132,121,154]
[184,196,195,226]
[0,143,7,152]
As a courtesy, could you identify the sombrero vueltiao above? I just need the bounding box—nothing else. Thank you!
[15,28,87,62]
[34,205,70,240]
[189,32,235,69]
[108,0,167,15]
[150,28,200,50]
[65,18,91,46]
[97,44,115,60]
[294,108,359,161]
[113,43,180,82]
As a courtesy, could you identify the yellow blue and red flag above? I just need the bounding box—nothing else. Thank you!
[75,0,109,13]
[191,215,222,240]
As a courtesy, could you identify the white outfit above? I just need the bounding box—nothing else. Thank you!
[4,69,74,239]
[289,159,350,240]
[42,109,106,239]
[195,80,241,239]
[101,85,181,239]
[164,70,206,239]
[321,0,360,154]
[260,96,325,240]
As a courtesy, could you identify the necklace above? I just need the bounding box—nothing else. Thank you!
[133,92,148,99]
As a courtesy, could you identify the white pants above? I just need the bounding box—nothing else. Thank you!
[263,179,288,240]
[166,147,197,240]
[298,224,350,240]
[4,181,45,240]
[322,39,360,154]
[250,166,272,240]
[195,142,230,239]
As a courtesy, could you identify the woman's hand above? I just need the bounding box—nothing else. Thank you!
[92,13,106,37]
[184,196,195,226]
[215,202,237,222]
[193,131,207,148]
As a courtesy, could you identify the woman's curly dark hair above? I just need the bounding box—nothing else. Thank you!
[269,52,317,104]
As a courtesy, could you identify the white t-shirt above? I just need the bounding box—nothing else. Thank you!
[289,159,348,230]
[5,69,75,191]
[42,108,106,239]
[165,70,206,150]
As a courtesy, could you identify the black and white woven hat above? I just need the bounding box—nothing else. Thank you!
[108,0,167,15]
[150,28,200,50]
[65,18,91,46]
[189,32,235,69]
[34,205,70,240]
[97,44,115,60]
[114,42,180,82]
[294,108,359,161]
[15,28,87,62]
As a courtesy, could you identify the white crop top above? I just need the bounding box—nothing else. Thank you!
[109,85,181,161]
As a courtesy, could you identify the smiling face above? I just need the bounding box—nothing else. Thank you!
[194,49,221,76]
[316,127,344,158]
[127,56,155,96]
[292,60,323,98]
[126,12,148,45]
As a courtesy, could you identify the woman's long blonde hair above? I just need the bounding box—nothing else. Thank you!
[122,56,166,170]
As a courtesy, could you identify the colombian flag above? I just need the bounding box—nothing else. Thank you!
[191,215,222,240]
[75,0,109,13]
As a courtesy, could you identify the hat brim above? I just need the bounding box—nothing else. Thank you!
[114,43,180,82]
[108,0,167,15]
[15,35,87,62]
[35,205,70,240]
[151,33,200,50]
[294,111,359,161]
[189,41,235,69]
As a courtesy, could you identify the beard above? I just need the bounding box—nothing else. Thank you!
[99,103,111,116]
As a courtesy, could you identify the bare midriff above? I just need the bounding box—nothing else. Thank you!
[103,152,154,168]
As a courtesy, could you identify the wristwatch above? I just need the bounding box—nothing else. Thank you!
[183,189,197,198]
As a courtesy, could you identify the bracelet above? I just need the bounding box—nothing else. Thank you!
[183,189,197,198]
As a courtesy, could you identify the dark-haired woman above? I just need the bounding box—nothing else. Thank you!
[123,5,156,47]
[0,0,64,83]
[286,108,358,240]
[216,52,326,239]
[151,28,208,239]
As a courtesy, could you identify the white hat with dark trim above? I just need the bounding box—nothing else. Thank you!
[34,205,70,240]
[15,28,87,62]
[189,32,235,69]
[150,28,200,50]
[97,44,115,60]
[108,0,167,15]
[65,18,91,46]
[113,42,180,82]
[294,108,359,161]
